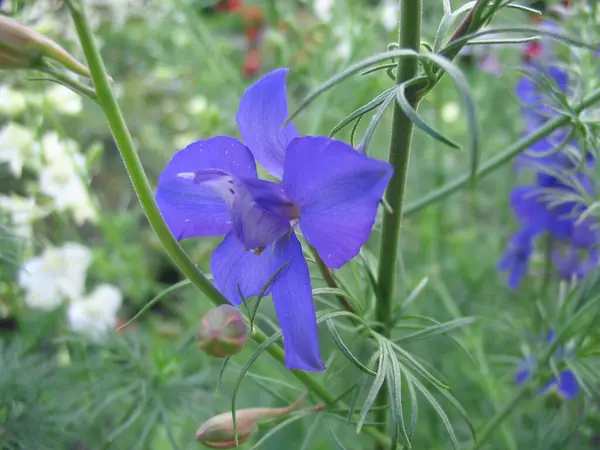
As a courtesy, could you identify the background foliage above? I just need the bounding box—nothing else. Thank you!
[1,0,600,449]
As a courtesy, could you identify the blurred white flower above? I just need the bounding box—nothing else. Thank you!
[187,96,208,115]
[441,102,461,124]
[0,122,36,177]
[18,242,92,309]
[68,284,123,338]
[44,85,83,115]
[314,0,334,22]
[39,132,97,225]
[380,0,399,32]
[0,195,48,238]
[0,86,27,116]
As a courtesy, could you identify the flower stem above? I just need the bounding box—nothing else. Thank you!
[375,0,422,445]
[65,1,391,447]
[403,86,600,217]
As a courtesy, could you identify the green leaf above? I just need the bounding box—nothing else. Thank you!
[421,53,479,178]
[359,90,396,154]
[286,49,418,124]
[406,372,460,450]
[394,317,477,344]
[231,330,283,445]
[385,343,411,449]
[249,412,310,450]
[250,261,289,331]
[117,280,191,330]
[395,82,460,150]
[329,430,349,450]
[356,344,386,433]
[326,319,377,376]
[405,373,418,439]
[389,341,450,390]
[329,87,395,138]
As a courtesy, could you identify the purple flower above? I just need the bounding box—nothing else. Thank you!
[155,69,393,371]
[515,330,579,400]
[497,227,536,290]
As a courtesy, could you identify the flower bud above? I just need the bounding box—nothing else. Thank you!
[196,305,248,358]
[0,15,90,76]
[196,393,306,448]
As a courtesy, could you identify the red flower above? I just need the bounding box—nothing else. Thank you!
[242,49,261,78]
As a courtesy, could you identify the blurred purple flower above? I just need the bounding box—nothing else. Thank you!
[498,55,599,288]
[515,329,579,400]
[155,68,393,371]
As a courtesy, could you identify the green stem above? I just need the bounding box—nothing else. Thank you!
[66,1,391,448]
[472,332,564,449]
[375,0,422,446]
[403,86,600,217]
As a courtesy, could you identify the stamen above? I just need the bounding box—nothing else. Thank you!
[251,247,265,256]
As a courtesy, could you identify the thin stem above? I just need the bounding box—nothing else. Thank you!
[309,246,356,314]
[375,0,422,446]
[36,63,98,101]
[66,0,226,307]
[66,1,391,448]
[403,86,600,217]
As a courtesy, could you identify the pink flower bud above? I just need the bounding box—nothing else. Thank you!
[196,305,248,358]
[0,15,90,76]
[196,393,307,448]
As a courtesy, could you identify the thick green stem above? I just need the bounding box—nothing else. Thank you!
[375,0,422,446]
[403,86,600,217]
[66,1,391,447]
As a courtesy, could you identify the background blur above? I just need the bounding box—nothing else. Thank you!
[1,0,599,449]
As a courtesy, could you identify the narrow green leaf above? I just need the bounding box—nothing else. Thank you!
[249,412,310,450]
[330,88,395,138]
[360,90,396,154]
[467,36,540,46]
[406,372,459,450]
[395,82,460,149]
[386,344,411,448]
[430,381,477,443]
[215,357,230,392]
[231,330,283,445]
[286,49,418,124]
[405,372,418,439]
[421,53,479,177]
[117,280,191,330]
[350,113,364,147]
[442,26,597,57]
[394,317,477,344]
[329,430,349,450]
[250,262,289,331]
[361,63,397,76]
[389,341,450,390]
[326,319,377,376]
[357,346,386,433]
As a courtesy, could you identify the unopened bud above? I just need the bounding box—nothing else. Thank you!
[196,393,306,448]
[196,305,248,358]
[0,15,90,76]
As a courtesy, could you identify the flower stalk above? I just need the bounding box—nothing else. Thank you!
[65,0,392,447]
[375,0,422,445]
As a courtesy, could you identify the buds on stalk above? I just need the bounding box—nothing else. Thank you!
[196,305,248,358]
[196,393,307,448]
[0,15,90,76]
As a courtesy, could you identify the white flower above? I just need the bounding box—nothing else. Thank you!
[0,86,27,117]
[314,0,334,22]
[68,284,122,338]
[187,96,208,115]
[380,0,399,32]
[18,242,92,309]
[44,85,83,115]
[0,195,48,238]
[0,122,36,177]
[39,132,97,225]
[441,102,461,124]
